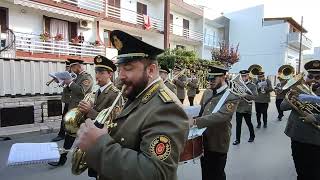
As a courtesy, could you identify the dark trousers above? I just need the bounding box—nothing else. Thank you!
[179,98,185,104]
[255,102,269,125]
[291,140,320,180]
[235,112,255,141]
[200,150,227,180]
[60,134,76,159]
[57,103,69,137]
[188,96,195,106]
[275,99,284,119]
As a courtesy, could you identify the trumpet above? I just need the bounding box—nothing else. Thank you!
[46,78,57,86]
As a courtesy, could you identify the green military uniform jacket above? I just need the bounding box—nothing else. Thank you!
[86,83,120,120]
[68,71,93,110]
[173,75,186,100]
[61,87,72,104]
[187,78,198,97]
[195,85,239,153]
[275,81,288,100]
[281,98,320,146]
[236,82,258,113]
[164,79,177,95]
[255,79,273,103]
[85,79,189,180]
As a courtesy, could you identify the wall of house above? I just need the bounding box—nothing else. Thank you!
[171,11,200,35]
[225,5,288,76]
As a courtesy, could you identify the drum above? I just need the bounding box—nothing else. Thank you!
[179,135,203,163]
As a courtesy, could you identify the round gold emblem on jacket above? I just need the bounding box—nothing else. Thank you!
[149,135,171,161]
[226,102,235,112]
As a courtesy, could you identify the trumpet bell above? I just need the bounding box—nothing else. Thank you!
[248,64,262,79]
[64,108,85,135]
[283,73,314,95]
[278,65,295,80]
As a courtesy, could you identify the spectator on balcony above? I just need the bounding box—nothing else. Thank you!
[78,32,84,44]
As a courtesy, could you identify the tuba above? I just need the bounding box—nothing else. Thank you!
[64,91,94,136]
[229,74,253,102]
[71,85,125,175]
[278,65,295,80]
[248,64,262,80]
[283,73,320,130]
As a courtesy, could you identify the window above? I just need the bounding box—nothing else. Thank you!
[137,2,147,15]
[183,19,189,38]
[108,0,120,7]
[170,14,173,24]
[0,7,8,33]
[44,16,77,42]
[104,29,111,47]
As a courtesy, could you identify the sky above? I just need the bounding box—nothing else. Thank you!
[203,0,319,53]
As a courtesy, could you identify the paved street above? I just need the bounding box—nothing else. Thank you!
[0,99,296,180]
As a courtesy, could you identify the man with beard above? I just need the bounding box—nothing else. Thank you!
[191,64,239,180]
[76,30,189,180]
[159,64,177,95]
[281,60,320,180]
[233,70,258,145]
[49,58,93,166]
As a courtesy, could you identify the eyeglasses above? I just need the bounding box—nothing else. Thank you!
[307,74,320,80]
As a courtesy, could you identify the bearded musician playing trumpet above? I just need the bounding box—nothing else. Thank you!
[280,60,320,180]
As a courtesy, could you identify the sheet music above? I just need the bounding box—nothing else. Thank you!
[49,71,73,81]
[7,143,60,166]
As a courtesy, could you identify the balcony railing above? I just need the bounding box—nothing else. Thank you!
[170,24,203,41]
[288,32,312,50]
[14,32,105,58]
[204,34,220,47]
[60,0,104,12]
[106,4,164,31]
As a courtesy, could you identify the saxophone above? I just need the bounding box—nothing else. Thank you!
[283,73,320,130]
[71,85,125,175]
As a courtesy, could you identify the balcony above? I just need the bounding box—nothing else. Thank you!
[288,32,312,50]
[13,32,105,61]
[59,0,104,13]
[204,34,222,48]
[170,24,203,42]
[105,4,164,32]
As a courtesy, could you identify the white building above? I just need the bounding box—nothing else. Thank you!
[225,5,312,76]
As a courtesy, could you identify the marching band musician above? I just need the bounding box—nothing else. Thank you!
[255,71,273,128]
[187,72,198,106]
[191,64,239,180]
[51,60,71,142]
[77,55,121,179]
[173,67,187,103]
[281,60,320,180]
[48,58,93,167]
[76,30,189,180]
[274,76,288,121]
[233,70,258,145]
[159,64,177,95]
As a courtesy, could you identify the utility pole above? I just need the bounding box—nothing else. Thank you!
[164,0,170,49]
[298,16,303,74]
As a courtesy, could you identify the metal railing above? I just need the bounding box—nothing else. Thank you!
[106,4,164,31]
[61,0,104,12]
[204,34,219,47]
[170,24,203,41]
[14,32,105,57]
[288,32,312,49]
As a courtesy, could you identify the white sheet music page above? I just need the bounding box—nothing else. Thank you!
[7,142,60,166]
[49,71,73,81]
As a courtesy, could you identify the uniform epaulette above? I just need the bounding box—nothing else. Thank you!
[158,88,173,103]
[142,83,160,103]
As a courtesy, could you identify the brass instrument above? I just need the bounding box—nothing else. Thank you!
[248,64,262,80]
[64,92,94,136]
[46,78,57,86]
[283,73,320,130]
[278,65,295,80]
[71,85,125,175]
[229,74,253,102]
[46,72,77,87]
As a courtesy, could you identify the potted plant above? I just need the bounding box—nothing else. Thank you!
[71,36,80,44]
[54,34,63,41]
[39,32,50,42]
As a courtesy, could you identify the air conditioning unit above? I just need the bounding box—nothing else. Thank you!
[79,20,92,29]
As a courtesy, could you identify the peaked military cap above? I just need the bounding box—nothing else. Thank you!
[110,30,164,64]
[207,62,229,80]
[68,58,84,66]
[304,60,320,72]
[258,71,265,76]
[66,60,71,67]
[94,55,117,72]
[239,70,249,75]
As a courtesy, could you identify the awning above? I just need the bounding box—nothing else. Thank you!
[14,0,95,21]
